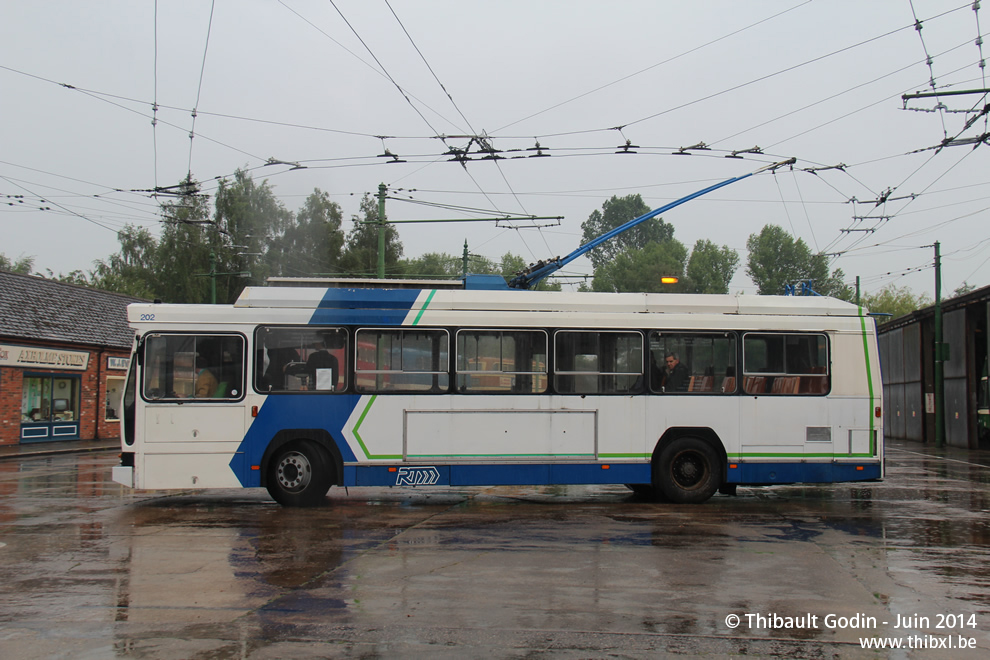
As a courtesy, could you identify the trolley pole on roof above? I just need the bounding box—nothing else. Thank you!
[507,157,797,289]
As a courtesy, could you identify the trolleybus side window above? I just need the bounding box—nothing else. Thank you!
[142,334,244,400]
[456,329,548,393]
[255,327,347,393]
[742,333,829,395]
[355,329,449,393]
[648,332,737,394]
[554,330,643,394]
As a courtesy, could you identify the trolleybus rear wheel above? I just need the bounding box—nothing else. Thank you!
[267,440,332,507]
[654,436,720,504]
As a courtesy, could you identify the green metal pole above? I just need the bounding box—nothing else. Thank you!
[377,183,386,279]
[934,241,945,447]
[462,239,469,279]
[855,275,860,308]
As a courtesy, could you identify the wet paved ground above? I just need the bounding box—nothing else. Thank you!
[0,439,988,658]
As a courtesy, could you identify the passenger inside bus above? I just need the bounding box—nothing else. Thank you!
[194,355,219,398]
[662,352,690,392]
[261,347,299,390]
[305,339,338,391]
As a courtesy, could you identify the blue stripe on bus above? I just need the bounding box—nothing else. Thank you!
[342,461,881,489]
[309,308,416,326]
[229,394,363,487]
[725,462,881,484]
[308,288,422,326]
[343,462,653,487]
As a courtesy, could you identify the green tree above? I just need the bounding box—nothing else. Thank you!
[0,253,35,274]
[401,252,463,278]
[339,194,404,276]
[399,250,559,290]
[94,172,346,302]
[861,284,932,323]
[41,268,91,286]
[953,281,976,298]
[580,194,673,270]
[592,239,689,293]
[93,174,240,303]
[746,224,851,299]
[808,253,853,300]
[497,253,528,282]
[91,225,161,299]
[686,239,739,294]
[155,190,217,303]
[215,169,293,289]
[270,189,345,277]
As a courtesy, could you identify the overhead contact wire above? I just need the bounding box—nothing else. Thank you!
[187,0,216,179]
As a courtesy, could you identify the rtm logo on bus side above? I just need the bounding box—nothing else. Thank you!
[395,466,441,486]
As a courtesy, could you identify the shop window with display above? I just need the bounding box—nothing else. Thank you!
[21,374,82,442]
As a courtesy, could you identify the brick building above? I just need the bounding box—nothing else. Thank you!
[0,271,143,446]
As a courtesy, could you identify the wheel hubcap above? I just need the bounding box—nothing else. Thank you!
[672,451,706,489]
[275,451,312,492]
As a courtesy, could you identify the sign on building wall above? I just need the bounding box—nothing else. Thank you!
[0,344,90,371]
[107,356,130,370]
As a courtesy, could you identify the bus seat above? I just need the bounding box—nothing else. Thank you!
[771,376,799,394]
[743,376,766,394]
[689,376,713,392]
[721,376,736,393]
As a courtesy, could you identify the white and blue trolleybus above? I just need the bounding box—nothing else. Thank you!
[112,278,883,506]
[111,160,883,505]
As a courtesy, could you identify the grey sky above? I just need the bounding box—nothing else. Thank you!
[2,1,988,296]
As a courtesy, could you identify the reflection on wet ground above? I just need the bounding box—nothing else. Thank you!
[0,440,988,658]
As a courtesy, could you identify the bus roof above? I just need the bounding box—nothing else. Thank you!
[232,286,865,318]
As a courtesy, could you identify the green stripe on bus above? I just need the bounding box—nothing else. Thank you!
[599,453,651,459]
[858,304,877,455]
[408,453,595,458]
[727,452,877,458]
[411,289,437,326]
[352,395,402,460]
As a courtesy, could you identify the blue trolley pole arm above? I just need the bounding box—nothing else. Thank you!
[507,157,796,289]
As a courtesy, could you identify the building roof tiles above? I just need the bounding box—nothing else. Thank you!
[0,271,144,349]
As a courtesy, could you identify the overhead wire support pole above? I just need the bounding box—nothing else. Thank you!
[377,183,387,279]
[934,241,946,448]
[194,251,251,304]
[508,158,797,290]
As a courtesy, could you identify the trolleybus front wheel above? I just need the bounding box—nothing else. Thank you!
[267,440,333,507]
[654,436,720,504]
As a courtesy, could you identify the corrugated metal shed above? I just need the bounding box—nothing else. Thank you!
[876,282,990,448]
